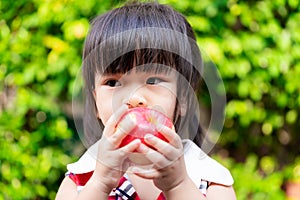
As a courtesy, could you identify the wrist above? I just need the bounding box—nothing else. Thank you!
[162,176,189,193]
[90,164,122,194]
[163,177,204,199]
[89,169,118,194]
[87,173,114,194]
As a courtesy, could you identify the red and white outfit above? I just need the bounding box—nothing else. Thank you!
[66,139,234,199]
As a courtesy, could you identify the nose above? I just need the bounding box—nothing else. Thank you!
[126,93,147,108]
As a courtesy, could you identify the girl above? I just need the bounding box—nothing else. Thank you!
[56,2,236,200]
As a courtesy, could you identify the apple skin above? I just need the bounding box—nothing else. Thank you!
[116,107,174,165]
[118,107,174,149]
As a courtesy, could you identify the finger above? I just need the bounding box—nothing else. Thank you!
[118,139,141,155]
[101,140,141,169]
[144,134,180,161]
[104,104,128,136]
[129,166,160,179]
[136,143,171,169]
[109,115,136,146]
[156,125,182,149]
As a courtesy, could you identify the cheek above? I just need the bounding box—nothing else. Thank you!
[158,91,177,120]
[95,102,112,126]
[94,92,113,125]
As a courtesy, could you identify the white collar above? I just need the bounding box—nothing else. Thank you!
[182,139,234,186]
[67,139,233,186]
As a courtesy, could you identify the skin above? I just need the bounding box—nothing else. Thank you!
[55,68,236,200]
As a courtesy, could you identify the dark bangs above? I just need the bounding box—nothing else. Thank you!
[82,2,201,90]
[103,48,179,76]
[83,26,202,92]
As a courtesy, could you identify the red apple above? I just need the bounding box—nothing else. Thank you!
[118,107,174,149]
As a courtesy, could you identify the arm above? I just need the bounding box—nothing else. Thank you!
[132,125,236,200]
[162,174,205,200]
[163,179,236,200]
[55,175,110,200]
[55,143,141,200]
[55,105,141,200]
[206,183,236,200]
[55,177,79,200]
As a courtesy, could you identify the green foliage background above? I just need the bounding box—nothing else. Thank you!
[0,0,299,199]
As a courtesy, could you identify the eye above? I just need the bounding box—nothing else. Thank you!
[104,79,121,87]
[146,77,164,85]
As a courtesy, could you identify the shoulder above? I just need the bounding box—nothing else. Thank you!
[66,141,98,174]
[183,139,234,187]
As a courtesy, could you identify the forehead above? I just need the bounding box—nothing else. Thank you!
[84,27,199,72]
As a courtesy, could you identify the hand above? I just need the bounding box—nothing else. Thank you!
[92,105,141,193]
[131,125,189,192]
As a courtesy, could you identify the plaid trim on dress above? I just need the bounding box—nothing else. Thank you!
[67,171,208,199]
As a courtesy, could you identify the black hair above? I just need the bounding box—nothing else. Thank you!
[82,2,204,147]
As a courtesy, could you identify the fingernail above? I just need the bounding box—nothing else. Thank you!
[144,134,154,140]
[138,143,147,151]
[133,139,141,145]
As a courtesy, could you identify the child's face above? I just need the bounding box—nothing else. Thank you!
[93,67,178,126]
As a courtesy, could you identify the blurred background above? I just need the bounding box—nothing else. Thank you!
[0,0,300,199]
